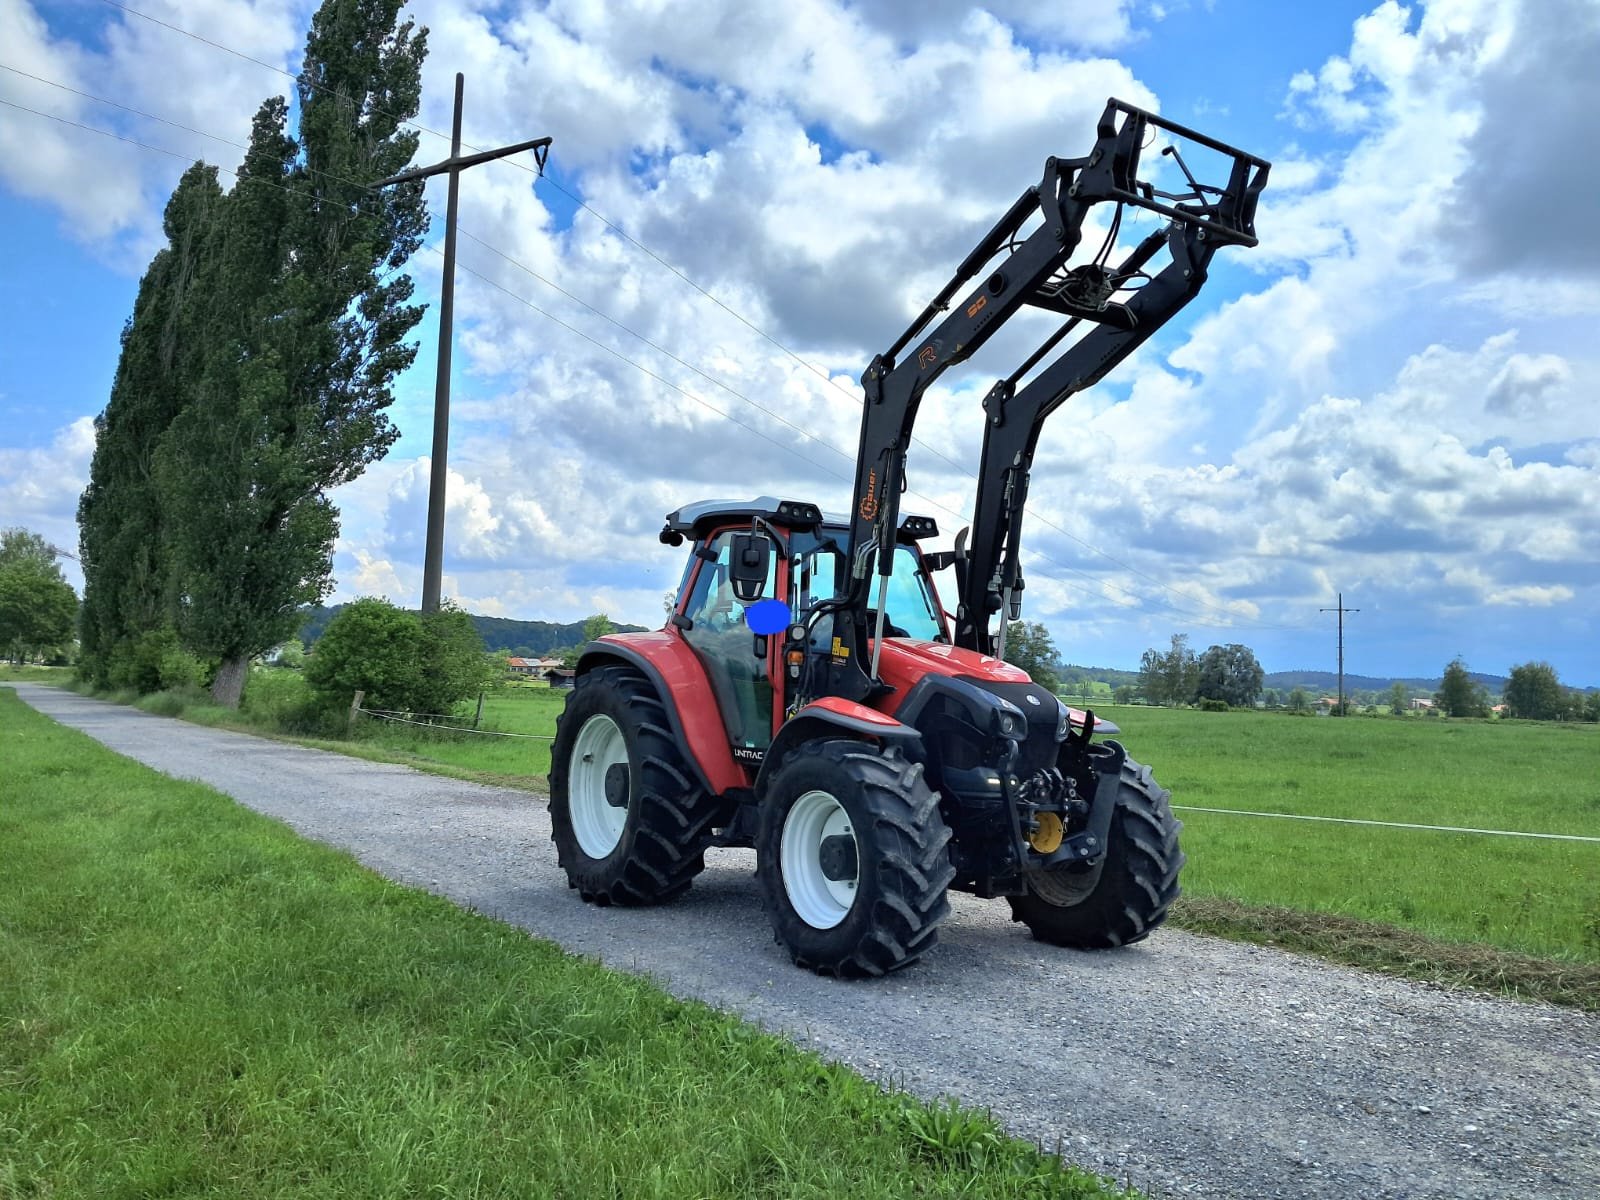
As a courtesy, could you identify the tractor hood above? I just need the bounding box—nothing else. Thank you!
[871,638,1119,735]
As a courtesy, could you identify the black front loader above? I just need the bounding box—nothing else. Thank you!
[833,98,1269,680]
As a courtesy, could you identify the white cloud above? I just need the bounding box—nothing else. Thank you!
[0,0,309,258]
[0,416,96,582]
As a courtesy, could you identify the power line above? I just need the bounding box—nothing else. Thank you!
[82,1,1288,631]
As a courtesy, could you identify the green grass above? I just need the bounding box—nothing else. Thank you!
[1108,707,1600,965]
[0,689,1129,1200]
[0,664,71,684]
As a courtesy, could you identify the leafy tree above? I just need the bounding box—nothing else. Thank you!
[77,165,225,688]
[1389,681,1408,714]
[305,598,490,718]
[1503,661,1566,721]
[1138,634,1197,706]
[412,603,493,715]
[1435,657,1488,718]
[0,528,62,574]
[1002,620,1060,691]
[304,597,422,711]
[149,0,430,708]
[1195,643,1265,708]
[0,531,78,663]
[583,613,616,643]
[1585,691,1600,723]
[1287,687,1310,713]
[274,639,307,669]
[1112,684,1135,705]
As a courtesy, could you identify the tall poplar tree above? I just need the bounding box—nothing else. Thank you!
[78,165,224,684]
[157,0,429,706]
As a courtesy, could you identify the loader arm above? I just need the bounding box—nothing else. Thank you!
[831,99,1267,687]
[953,219,1224,655]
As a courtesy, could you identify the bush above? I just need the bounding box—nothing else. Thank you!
[1199,698,1231,713]
[304,598,490,719]
[102,627,211,695]
[136,684,212,718]
[242,667,335,734]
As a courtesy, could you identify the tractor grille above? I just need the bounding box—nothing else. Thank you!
[957,675,1061,778]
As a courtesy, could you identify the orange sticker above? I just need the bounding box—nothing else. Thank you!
[967,294,988,319]
[859,468,880,521]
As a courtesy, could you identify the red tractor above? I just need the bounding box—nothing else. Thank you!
[550,100,1268,976]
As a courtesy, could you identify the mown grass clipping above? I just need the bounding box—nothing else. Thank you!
[0,689,1131,1200]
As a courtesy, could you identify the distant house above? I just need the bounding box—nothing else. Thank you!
[548,669,577,690]
[1410,697,1434,711]
[506,656,564,679]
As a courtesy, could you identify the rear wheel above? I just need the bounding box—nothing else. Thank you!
[1007,757,1183,948]
[549,665,722,905]
[758,740,955,977]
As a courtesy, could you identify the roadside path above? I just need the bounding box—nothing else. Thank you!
[11,683,1599,1199]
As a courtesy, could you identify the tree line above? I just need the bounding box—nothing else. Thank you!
[76,0,429,708]
[1136,634,1265,709]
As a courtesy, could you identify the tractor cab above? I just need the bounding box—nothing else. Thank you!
[659,496,949,760]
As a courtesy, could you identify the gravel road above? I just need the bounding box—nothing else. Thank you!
[11,682,1599,1199]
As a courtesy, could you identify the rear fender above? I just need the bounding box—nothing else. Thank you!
[754,697,921,799]
[577,633,744,795]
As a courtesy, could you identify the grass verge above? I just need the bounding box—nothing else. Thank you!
[0,689,1129,1200]
[1168,896,1600,1012]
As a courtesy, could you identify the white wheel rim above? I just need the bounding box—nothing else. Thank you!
[569,714,629,858]
[780,789,858,929]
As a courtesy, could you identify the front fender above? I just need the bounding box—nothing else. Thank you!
[754,697,920,799]
[577,632,744,795]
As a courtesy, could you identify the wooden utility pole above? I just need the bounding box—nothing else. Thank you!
[376,73,551,612]
[1319,593,1360,715]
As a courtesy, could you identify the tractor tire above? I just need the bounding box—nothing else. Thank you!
[548,664,721,906]
[757,739,955,978]
[1007,757,1183,948]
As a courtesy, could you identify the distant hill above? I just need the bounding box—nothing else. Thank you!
[298,606,649,656]
[1261,669,1507,695]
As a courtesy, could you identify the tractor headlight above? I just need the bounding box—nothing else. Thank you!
[993,702,1026,738]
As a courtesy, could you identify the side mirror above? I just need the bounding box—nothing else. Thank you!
[728,533,772,603]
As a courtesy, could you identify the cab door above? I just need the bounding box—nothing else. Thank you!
[677,531,781,757]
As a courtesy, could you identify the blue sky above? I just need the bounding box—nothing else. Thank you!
[3,0,1598,686]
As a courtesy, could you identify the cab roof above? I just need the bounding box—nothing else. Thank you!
[660,496,938,544]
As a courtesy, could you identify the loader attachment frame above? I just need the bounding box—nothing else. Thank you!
[831,99,1268,688]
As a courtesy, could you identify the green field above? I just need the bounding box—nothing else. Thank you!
[1106,707,1600,963]
[0,688,1126,1199]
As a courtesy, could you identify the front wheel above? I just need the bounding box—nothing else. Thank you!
[1007,757,1183,948]
[548,665,721,906]
[757,740,955,977]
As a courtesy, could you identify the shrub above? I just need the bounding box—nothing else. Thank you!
[106,628,187,694]
[242,666,334,733]
[136,684,212,718]
[1199,698,1230,713]
[304,598,490,718]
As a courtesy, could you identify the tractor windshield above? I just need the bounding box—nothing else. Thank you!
[790,533,945,643]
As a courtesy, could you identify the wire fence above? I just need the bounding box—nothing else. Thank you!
[349,701,1593,843]
[355,705,556,741]
[1170,805,1599,844]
